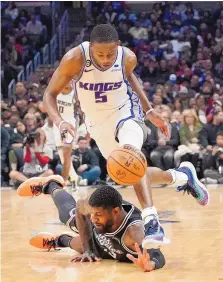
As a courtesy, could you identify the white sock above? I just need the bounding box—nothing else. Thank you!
[168,169,188,186]
[141,206,158,225]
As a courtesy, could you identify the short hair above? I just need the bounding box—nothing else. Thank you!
[89,185,122,210]
[90,24,119,44]
[217,131,223,137]
[78,136,86,143]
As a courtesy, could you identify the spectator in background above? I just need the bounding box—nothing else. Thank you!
[10,120,26,149]
[199,111,223,150]
[128,19,148,42]
[23,113,37,133]
[9,128,53,186]
[42,116,56,152]
[173,97,183,113]
[174,109,202,167]
[171,110,182,130]
[1,125,10,185]
[201,131,223,184]
[148,111,179,170]
[163,41,178,60]
[26,14,43,36]
[15,99,28,118]
[118,8,137,24]
[14,82,30,103]
[119,22,134,48]
[215,55,223,81]
[104,4,118,25]
[71,137,101,186]
[4,1,18,21]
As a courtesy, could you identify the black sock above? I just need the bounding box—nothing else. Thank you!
[43,181,63,195]
[57,234,73,248]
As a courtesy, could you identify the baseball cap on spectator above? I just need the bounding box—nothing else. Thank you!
[179,86,188,94]
[169,74,177,83]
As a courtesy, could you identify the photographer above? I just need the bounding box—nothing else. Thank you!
[201,132,223,184]
[9,128,53,185]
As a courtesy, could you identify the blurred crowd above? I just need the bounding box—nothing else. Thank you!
[1,1,51,96]
[1,2,223,187]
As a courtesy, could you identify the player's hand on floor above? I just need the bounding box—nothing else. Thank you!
[126,243,154,272]
[146,110,170,138]
[70,250,102,263]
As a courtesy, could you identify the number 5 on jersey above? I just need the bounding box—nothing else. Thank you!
[95,91,107,103]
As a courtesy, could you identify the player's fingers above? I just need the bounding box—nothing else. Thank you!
[135,243,142,258]
[71,257,81,262]
[143,248,150,260]
[143,248,147,258]
[81,256,88,262]
[87,255,93,262]
[126,254,138,264]
[94,256,102,262]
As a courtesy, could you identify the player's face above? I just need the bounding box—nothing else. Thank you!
[90,42,119,70]
[90,206,117,234]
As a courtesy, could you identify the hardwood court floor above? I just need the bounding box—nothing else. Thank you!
[1,186,223,282]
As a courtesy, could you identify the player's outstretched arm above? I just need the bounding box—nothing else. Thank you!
[72,199,102,263]
[123,224,165,272]
[43,47,83,136]
[124,47,170,138]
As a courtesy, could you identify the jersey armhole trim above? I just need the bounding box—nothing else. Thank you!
[74,44,86,83]
[121,220,144,255]
[121,47,125,80]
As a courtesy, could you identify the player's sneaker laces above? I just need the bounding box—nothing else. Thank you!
[175,162,209,206]
[142,217,170,249]
[17,175,65,197]
[30,232,61,251]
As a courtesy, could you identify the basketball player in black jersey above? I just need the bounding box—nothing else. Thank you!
[18,176,165,272]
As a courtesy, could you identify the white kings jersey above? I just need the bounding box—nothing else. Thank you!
[56,90,76,123]
[73,41,144,129]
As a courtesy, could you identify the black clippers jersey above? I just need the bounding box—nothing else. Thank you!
[91,200,143,262]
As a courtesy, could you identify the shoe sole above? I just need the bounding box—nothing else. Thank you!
[17,175,65,197]
[142,236,170,249]
[179,162,209,206]
[30,232,55,249]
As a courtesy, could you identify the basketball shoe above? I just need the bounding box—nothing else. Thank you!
[142,218,170,249]
[17,175,65,197]
[172,161,209,206]
[142,161,209,248]
[29,232,73,251]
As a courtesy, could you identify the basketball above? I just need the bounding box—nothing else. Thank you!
[107,144,147,185]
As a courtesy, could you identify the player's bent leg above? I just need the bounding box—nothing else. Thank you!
[30,232,82,253]
[17,175,65,197]
[18,176,78,231]
[118,119,169,247]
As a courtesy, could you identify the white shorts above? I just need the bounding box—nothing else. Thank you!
[86,117,145,159]
[53,119,76,147]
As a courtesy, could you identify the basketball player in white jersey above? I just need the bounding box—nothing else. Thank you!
[41,83,79,185]
[43,24,209,250]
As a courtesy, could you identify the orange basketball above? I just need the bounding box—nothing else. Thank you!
[107,144,147,185]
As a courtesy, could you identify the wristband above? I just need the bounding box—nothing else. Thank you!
[146,108,154,116]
